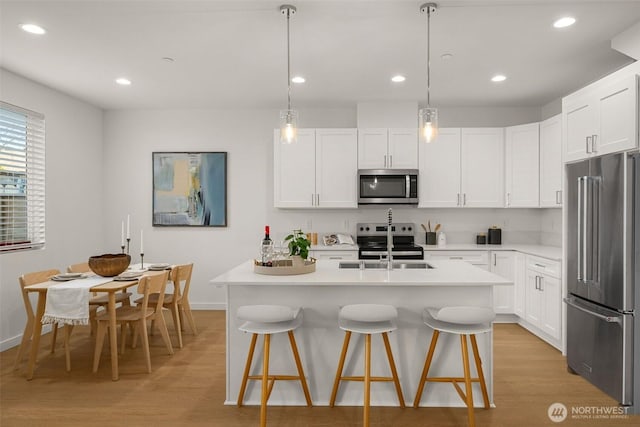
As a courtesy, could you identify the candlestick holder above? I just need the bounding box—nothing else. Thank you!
[121,245,125,254]
[140,253,144,270]
[126,238,131,255]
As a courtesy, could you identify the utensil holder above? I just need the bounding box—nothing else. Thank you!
[426,232,437,245]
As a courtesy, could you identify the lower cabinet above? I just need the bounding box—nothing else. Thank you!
[523,255,562,342]
[489,251,516,314]
[310,250,357,260]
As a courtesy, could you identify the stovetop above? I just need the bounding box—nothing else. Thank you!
[356,222,423,259]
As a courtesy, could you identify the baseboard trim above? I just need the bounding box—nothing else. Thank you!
[1,324,54,352]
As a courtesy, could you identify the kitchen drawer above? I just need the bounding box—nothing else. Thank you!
[425,250,489,265]
[310,250,358,260]
[526,254,560,278]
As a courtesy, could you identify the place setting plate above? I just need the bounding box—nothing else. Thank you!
[51,272,86,281]
[114,270,145,281]
[147,263,171,271]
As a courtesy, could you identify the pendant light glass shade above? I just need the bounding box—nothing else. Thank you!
[419,3,438,143]
[280,109,298,144]
[279,5,297,144]
[419,107,438,143]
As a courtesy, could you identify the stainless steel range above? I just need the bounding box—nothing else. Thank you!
[357,222,424,260]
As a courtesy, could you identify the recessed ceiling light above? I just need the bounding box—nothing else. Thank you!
[20,23,46,35]
[391,75,406,83]
[161,57,175,63]
[553,17,576,28]
[115,78,132,86]
[440,53,453,60]
[292,76,305,83]
[491,75,507,82]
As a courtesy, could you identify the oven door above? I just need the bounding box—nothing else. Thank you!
[358,169,418,205]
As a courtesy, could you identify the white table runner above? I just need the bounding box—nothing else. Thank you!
[42,276,114,325]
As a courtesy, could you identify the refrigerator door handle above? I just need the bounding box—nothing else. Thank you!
[589,176,600,284]
[564,297,622,324]
[577,177,585,282]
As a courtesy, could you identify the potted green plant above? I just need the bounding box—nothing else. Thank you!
[284,229,310,261]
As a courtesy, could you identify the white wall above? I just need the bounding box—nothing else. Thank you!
[0,70,104,350]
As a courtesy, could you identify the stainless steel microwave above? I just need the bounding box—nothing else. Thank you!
[357,169,418,205]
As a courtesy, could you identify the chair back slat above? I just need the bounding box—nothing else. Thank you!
[137,270,169,313]
[67,262,91,273]
[171,263,194,301]
[19,269,61,318]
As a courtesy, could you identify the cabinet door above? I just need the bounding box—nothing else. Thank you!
[541,274,561,340]
[505,123,539,207]
[596,74,638,156]
[539,114,563,207]
[357,129,388,169]
[316,129,358,208]
[513,253,526,318]
[418,128,461,207]
[461,128,505,207]
[274,129,316,208]
[563,92,597,163]
[525,270,543,327]
[388,128,418,169]
[490,251,515,314]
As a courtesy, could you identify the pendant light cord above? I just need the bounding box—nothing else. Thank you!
[426,6,431,108]
[286,8,292,111]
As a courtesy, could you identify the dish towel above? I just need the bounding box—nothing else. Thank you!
[42,276,114,326]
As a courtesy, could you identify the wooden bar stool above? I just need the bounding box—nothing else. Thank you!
[413,306,495,427]
[330,304,405,427]
[236,305,312,427]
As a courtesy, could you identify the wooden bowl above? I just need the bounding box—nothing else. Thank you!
[88,254,131,277]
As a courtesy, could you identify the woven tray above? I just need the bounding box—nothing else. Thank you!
[253,258,317,275]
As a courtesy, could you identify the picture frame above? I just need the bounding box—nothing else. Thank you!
[152,152,227,227]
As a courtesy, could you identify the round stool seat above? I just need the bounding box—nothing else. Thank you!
[237,305,302,334]
[423,306,495,335]
[339,304,397,334]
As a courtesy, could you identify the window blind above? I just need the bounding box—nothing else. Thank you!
[0,102,45,252]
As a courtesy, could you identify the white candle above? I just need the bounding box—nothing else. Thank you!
[121,221,124,246]
[126,214,130,239]
[140,229,144,254]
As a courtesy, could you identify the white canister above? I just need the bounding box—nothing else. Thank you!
[437,231,447,247]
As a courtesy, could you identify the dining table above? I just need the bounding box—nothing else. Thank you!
[24,274,142,381]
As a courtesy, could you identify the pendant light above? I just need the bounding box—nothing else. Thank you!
[419,3,438,143]
[279,4,298,144]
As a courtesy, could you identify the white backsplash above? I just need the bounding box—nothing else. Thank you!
[268,207,562,247]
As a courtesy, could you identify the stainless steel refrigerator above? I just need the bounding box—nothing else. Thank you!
[565,151,639,413]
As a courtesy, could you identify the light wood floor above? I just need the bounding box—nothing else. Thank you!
[1,311,637,426]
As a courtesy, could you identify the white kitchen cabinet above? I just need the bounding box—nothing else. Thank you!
[309,250,357,260]
[513,252,526,318]
[419,128,504,208]
[425,250,489,269]
[358,128,418,169]
[274,129,357,208]
[418,128,461,207]
[563,73,638,163]
[489,251,515,314]
[539,114,563,207]
[523,255,561,341]
[505,123,539,207]
[461,128,505,207]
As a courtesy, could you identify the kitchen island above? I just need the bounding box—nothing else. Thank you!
[211,259,511,408]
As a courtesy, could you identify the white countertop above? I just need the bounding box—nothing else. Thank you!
[421,243,562,261]
[310,244,358,251]
[211,259,512,287]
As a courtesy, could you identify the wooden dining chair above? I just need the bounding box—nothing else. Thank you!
[135,263,195,348]
[67,262,132,335]
[15,269,72,371]
[93,270,173,375]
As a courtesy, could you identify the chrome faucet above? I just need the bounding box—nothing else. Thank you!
[387,208,393,270]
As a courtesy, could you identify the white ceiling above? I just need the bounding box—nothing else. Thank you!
[1,0,639,110]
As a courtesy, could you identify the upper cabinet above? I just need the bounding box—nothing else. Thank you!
[539,114,563,207]
[358,128,418,169]
[461,128,505,207]
[505,123,539,207]
[419,128,504,208]
[274,128,358,208]
[563,73,638,163]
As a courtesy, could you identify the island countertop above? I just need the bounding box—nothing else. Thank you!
[211,259,512,287]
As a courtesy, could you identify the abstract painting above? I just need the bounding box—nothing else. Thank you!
[152,152,227,227]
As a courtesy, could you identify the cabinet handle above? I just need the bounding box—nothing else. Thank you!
[311,194,315,206]
[556,190,562,205]
[535,276,539,290]
[534,263,546,268]
[389,155,393,168]
[506,192,511,207]
[329,256,342,260]
[586,136,592,153]
[384,155,387,168]
[450,256,463,260]
[592,135,598,153]
[539,276,544,291]
[457,193,461,206]
[316,194,320,206]
[463,193,467,206]
[493,253,497,266]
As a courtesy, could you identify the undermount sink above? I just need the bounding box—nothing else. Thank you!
[338,261,433,270]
